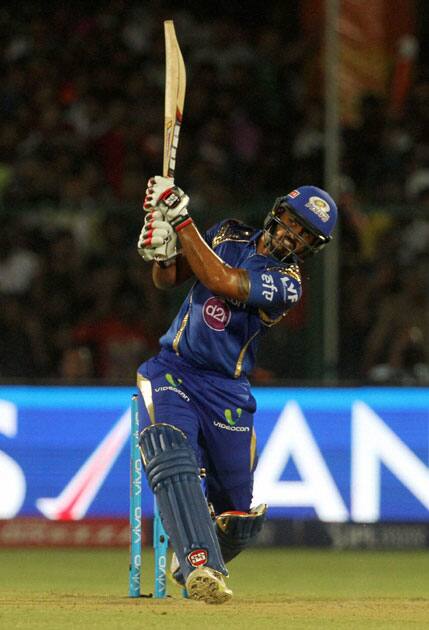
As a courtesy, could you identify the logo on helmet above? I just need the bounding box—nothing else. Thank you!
[305,196,331,223]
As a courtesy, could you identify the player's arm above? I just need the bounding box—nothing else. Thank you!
[171,207,302,312]
[152,255,193,289]
[176,223,250,301]
[177,222,302,313]
[143,177,300,308]
[151,226,248,299]
[143,177,302,306]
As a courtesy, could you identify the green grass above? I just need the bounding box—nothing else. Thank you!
[0,548,428,629]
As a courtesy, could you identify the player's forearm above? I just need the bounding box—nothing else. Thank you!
[152,261,177,289]
[177,223,249,301]
[152,254,194,289]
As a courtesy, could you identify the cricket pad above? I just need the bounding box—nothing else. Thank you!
[139,423,228,581]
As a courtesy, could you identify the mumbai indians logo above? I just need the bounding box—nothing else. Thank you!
[224,408,242,426]
[305,196,330,223]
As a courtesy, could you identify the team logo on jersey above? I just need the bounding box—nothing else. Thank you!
[202,297,231,331]
[305,196,330,222]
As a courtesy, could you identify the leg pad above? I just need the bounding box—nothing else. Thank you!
[139,423,227,581]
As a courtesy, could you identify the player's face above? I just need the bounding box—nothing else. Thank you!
[269,209,318,259]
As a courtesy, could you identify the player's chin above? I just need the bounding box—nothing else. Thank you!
[272,241,293,259]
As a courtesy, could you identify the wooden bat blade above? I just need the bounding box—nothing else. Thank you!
[163,20,186,178]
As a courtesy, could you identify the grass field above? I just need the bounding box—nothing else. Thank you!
[0,548,428,629]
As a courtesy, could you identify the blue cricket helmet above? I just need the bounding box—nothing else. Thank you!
[263,185,338,261]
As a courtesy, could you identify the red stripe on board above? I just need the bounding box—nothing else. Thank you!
[0,518,149,547]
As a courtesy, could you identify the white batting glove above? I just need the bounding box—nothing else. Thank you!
[137,210,179,265]
[143,175,192,233]
[143,176,174,210]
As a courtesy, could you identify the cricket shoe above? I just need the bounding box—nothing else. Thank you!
[170,552,185,586]
[185,566,233,605]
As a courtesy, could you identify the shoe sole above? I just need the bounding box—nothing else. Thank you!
[186,567,232,605]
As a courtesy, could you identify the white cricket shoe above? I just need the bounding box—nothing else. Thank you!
[170,552,185,586]
[185,566,233,605]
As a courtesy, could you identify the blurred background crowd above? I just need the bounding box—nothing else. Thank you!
[0,1,428,384]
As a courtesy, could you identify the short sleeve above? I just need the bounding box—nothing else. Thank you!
[204,220,228,247]
[245,267,302,311]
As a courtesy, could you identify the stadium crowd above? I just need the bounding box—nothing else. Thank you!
[0,2,428,383]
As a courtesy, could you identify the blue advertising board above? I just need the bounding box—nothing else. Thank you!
[0,386,428,522]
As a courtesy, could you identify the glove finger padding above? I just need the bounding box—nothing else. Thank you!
[138,209,178,263]
[142,208,164,229]
[142,221,173,246]
[143,175,174,211]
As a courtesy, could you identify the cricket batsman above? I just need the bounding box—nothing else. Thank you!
[136,176,337,603]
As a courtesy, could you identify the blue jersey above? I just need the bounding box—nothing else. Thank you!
[159,219,302,378]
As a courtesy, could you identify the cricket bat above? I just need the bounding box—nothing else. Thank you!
[163,20,186,178]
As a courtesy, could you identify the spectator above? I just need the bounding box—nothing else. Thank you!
[362,267,429,384]
[0,219,40,295]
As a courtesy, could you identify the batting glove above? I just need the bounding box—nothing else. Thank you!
[143,176,174,210]
[137,210,179,265]
[143,175,192,233]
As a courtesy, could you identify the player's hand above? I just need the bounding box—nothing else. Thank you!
[137,209,178,264]
[144,176,192,233]
[143,176,174,210]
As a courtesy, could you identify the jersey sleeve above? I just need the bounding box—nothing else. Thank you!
[245,265,302,311]
[203,220,228,247]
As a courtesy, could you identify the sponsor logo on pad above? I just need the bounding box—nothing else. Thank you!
[187,548,208,567]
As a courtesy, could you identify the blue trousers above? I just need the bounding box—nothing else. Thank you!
[137,349,257,513]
